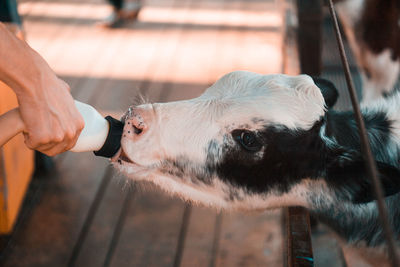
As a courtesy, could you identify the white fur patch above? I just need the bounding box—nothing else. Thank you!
[119,71,326,169]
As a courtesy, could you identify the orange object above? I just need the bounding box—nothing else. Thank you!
[0,79,34,234]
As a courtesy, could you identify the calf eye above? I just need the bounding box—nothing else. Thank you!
[232,130,262,152]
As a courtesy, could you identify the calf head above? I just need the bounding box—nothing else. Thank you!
[112,71,400,210]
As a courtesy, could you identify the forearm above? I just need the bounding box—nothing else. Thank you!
[0,23,45,98]
[0,22,84,155]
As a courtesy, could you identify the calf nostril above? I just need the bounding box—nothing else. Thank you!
[133,125,143,135]
[125,108,147,136]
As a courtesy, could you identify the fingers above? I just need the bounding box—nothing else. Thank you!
[64,122,84,151]
[24,120,84,156]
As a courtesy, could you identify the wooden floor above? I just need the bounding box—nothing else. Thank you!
[2,0,377,265]
[1,0,289,266]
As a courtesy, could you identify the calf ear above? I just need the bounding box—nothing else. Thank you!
[327,155,400,203]
[312,77,339,109]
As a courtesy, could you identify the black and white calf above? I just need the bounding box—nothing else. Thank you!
[336,0,400,103]
[112,71,400,248]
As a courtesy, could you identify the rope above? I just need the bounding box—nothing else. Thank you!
[327,1,399,265]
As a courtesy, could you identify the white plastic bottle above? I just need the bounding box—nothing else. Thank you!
[72,101,124,157]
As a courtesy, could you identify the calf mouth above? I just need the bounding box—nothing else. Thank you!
[111,147,136,165]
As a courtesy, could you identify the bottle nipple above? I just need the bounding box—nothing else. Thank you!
[70,101,124,158]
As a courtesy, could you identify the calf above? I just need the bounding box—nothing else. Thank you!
[336,0,400,103]
[112,71,400,249]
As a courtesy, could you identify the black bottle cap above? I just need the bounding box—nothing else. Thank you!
[94,116,124,158]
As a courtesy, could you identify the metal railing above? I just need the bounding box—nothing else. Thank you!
[287,1,399,266]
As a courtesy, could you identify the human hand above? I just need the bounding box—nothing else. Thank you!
[0,24,84,156]
[16,69,85,156]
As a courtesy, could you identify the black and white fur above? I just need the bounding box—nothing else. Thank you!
[112,71,400,250]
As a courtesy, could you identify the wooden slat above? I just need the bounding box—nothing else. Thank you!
[102,189,134,267]
[1,155,109,266]
[311,224,346,267]
[215,210,284,266]
[282,2,321,266]
[210,212,223,267]
[296,0,323,76]
[72,0,198,265]
[107,190,185,267]
[68,167,115,267]
[285,207,314,267]
[179,207,219,266]
[172,204,192,267]
[69,171,130,267]
[107,5,205,261]
[0,1,117,260]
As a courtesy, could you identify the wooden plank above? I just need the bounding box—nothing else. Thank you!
[2,0,290,265]
[106,0,208,262]
[70,0,196,265]
[282,2,319,266]
[180,206,219,266]
[68,167,117,267]
[19,0,121,98]
[102,189,134,267]
[207,1,285,266]
[162,1,226,265]
[296,0,323,76]
[234,0,284,74]
[178,0,285,266]
[215,210,284,266]
[311,224,346,267]
[20,0,105,55]
[210,212,223,267]
[1,154,109,266]
[282,0,300,76]
[172,204,192,267]
[285,207,314,267]
[107,190,185,267]
[60,4,145,264]
[0,1,118,262]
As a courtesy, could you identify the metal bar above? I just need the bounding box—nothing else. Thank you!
[327,1,399,266]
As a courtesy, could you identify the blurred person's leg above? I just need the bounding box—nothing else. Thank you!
[99,0,141,28]
[109,0,124,10]
[0,0,24,38]
[0,0,22,25]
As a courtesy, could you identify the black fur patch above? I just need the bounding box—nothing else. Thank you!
[215,121,330,194]
[214,110,400,203]
[326,157,400,203]
[312,77,339,108]
[325,110,395,164]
